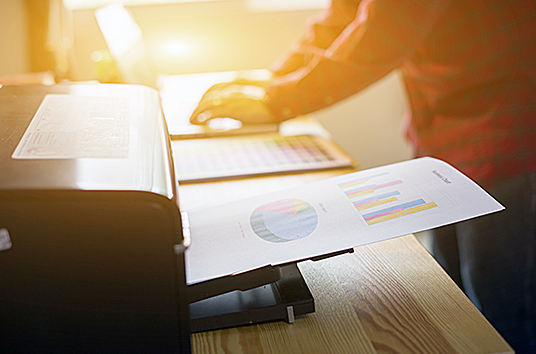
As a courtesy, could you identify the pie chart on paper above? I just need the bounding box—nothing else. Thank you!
[250,198,318,243]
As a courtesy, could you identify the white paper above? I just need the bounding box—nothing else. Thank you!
[12,94,130,159]
[185,157,504,285]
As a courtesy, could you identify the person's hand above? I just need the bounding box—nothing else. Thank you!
[189,78,282,125]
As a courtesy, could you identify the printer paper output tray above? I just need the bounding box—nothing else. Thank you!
[187,248,354,332]
[189,264,312,333]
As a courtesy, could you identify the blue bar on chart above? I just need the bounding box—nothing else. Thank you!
[361,198,438,225]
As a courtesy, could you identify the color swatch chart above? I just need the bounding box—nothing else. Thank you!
[172,134,353,183]
[338,172,438,225]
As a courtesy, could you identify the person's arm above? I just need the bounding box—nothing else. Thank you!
[190,0,451,125]
[189,0,362,125]
[266,0,451,121]
[270,0,362,77]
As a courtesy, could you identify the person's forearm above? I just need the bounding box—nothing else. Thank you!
[266,54,394,121]
[270,0,362,77]
[266,0,451,121]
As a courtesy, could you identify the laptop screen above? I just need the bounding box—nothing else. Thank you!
[95,3,157,88]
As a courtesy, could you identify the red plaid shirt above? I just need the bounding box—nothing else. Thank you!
[266,0,536,188]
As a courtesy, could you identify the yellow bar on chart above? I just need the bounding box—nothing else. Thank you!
[356,196,399,211]
[366,202,438,225]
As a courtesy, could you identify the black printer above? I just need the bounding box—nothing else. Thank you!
[0,84,191,353]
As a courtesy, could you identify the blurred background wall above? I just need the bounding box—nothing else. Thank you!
[0,0,30,75]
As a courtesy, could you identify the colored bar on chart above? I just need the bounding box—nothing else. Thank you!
[355,196,399,211]
[345,180,403,199]
[363,199,426,220]
[337,172,389,189]
[363,199,438,225]
[354,191,400,207]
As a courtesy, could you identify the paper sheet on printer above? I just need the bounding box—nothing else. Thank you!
[185,157,504,285]
[12,94,130,159]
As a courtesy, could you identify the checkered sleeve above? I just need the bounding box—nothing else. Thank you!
[266,0,451,120]
[269,0,362,76]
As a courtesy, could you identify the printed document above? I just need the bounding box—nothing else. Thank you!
[185,157,504,285]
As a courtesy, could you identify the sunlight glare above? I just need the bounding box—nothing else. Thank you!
[162,41,192,56]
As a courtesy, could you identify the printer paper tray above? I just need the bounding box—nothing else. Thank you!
[187,248,354,303]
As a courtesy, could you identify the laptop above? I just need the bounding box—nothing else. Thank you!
[94,3,279,139]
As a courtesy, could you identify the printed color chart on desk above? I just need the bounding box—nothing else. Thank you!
[338,172,438,225]
[172,135,354,183]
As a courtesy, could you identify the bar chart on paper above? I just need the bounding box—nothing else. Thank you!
[338,172,438,225]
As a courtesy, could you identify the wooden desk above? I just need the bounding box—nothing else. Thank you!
[179,169,513,354]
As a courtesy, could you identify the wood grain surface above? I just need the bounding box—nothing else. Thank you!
[191,235,513,354]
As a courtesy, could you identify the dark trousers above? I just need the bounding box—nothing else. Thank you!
[431,170,536,353]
